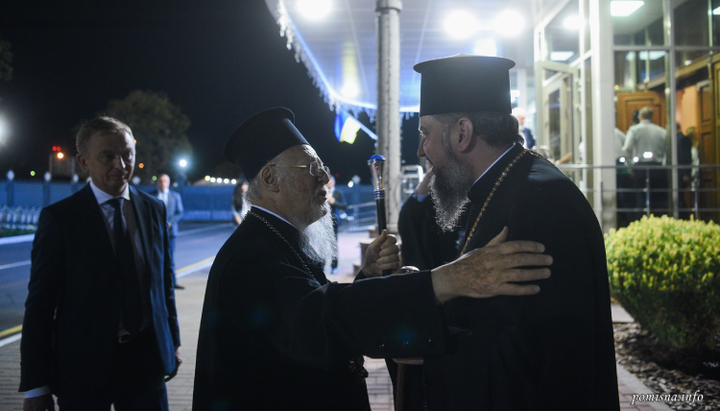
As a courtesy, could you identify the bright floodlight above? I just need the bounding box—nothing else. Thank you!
[341,82,359,98]
[494,11,524,37]
[179,159,188,168]
[611,1,644,17]
[297,0,331,20]
[444,11,477,39]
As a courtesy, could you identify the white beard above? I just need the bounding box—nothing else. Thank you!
[300,211,337,266]
[431,154,473,232]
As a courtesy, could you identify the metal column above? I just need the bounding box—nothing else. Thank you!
[375,0,402,233]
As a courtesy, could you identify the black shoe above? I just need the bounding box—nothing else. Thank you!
[174,284,185,290]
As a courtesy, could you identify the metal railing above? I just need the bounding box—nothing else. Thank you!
[555,163,720,229]
[0,206,41,230]
[340,201,377,232]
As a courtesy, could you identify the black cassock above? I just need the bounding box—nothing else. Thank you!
[193,207,447,411]
[423,144,620,410]
[398,195,464,271]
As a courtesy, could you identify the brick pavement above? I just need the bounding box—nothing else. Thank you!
[0,230,677,410]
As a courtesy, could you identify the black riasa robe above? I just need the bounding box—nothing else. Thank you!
[193,207,447,411]
[423,144,620,410]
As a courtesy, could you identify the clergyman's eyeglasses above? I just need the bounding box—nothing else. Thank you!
[269,161,330,178]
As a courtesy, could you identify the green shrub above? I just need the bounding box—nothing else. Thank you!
[605,215,720,354]
[0,228,36,238]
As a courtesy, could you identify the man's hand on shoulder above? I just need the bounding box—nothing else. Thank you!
[431,227,552,303]
[24,394,55,411]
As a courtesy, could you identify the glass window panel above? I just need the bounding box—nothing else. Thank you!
[544,0,580,65]
[677,50,708,68]
[647,19,664,46]
[713,0,720,45]
[634,31,646,46]
[614,51,638,90]
[674,0,709,46]
[583,0,591,53]
[548,89,562,160]
[545,68,560,81]
[636,51,667,83]
[614,1,664,46]
[614,34,632,46]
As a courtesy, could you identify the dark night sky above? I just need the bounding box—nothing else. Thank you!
[0,0,421,184]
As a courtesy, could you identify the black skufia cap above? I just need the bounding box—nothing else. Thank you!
[413,54,516,116]
[223,107,309,180]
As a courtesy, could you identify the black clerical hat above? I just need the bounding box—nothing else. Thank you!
[224,107,309,180]
[413,54,516,116]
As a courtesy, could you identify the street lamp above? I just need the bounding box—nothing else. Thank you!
[177,157,189,186]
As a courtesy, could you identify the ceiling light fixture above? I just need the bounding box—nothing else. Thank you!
[297,0,331,20]
[341,82,359,98]
[611,1,644,17]
[444,10,477,39]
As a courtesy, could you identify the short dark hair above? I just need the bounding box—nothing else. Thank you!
[434,111,521,148]
[639,107,654,121]
[76,117,133,156]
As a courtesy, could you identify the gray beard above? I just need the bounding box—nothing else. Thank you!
[300,209,337,266]
[430,156,473,232]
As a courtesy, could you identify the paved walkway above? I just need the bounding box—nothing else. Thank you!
[0,230,672,410]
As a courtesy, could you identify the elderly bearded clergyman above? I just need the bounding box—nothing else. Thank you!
[192,107,553,411]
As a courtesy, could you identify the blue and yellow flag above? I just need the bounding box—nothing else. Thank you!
[334,112,362,144]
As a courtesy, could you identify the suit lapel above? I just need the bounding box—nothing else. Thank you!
[129,187,153,282]
[77,184,116,260]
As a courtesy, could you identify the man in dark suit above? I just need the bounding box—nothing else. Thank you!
[413,55,619,410]
[192,107,552,411]
[20,117,181,411]
[150,173,184,288]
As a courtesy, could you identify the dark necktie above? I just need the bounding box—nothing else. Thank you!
[108,198,143,334]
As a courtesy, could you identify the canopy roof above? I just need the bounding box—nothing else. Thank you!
[264,0,552,115]
[263,0,666,115]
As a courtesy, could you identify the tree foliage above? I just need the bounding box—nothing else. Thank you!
[0,37,13,82]
[99,90,192,182]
